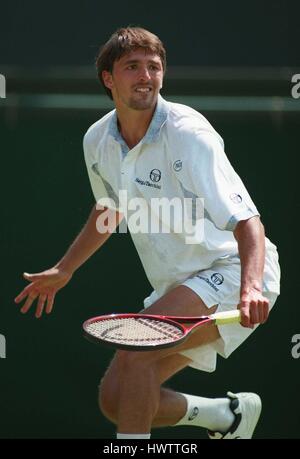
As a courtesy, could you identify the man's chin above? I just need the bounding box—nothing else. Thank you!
[128,96,157,111]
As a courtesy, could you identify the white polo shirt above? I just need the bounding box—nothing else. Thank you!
[83,95,279,297]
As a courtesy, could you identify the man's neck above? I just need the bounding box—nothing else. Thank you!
[116,105,156,149]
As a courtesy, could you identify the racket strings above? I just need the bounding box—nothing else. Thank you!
[85,317,184,346]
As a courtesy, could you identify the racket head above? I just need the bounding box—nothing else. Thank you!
[83,313,188,351]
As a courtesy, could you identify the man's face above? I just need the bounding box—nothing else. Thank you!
[102,48,164,111]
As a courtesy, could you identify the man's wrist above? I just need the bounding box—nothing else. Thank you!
[240,280,263,295]
[55,259,76,276]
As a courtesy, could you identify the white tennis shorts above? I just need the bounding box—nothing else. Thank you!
[143,247,280,372]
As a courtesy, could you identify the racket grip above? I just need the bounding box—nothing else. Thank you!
[211,309,241,325]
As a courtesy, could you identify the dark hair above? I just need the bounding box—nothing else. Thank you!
[95,27,166,99]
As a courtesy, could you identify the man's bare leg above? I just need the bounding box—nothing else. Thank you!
[99,285,220,434]
[100,345,234,434]
[99,353,191,426]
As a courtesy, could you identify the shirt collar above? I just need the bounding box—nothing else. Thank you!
[108,94,169,146]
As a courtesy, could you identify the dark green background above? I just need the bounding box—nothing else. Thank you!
[0,0,299,439]
[0,0,298,66]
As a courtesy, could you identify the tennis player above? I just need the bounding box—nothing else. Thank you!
[15,27,280,439]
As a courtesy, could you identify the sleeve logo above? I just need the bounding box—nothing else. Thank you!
[230,193,243,204]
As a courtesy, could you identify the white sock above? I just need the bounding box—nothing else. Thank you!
[117,433,151,439]
[175,393,235,433]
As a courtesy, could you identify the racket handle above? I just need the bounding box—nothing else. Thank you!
[211,309,241,325]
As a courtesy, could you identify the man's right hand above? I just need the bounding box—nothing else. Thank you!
[14,268,72,318]
[14,206,122,319]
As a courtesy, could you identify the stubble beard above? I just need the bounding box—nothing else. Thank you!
[126,91,158,111]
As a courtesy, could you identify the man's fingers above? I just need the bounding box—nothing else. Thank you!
[249,302,260,324]
[35,294,47,319]
[15,289,29,304]
[249,299,270,325]
[45,292,55,315]
[20,293,38,314]
[15,274,45,303]
[261,300,270,323]
[240,300,270,328]
[255,301,265,323]
[15,282,39,303]
[239,303,253,328]
[17,269,64,317]
[18,290,54,317]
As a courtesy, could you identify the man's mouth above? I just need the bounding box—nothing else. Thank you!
[134,87,152,93]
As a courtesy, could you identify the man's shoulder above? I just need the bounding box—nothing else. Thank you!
[83,109,115,150]
[162,98,224,156]
[164,99,221,137]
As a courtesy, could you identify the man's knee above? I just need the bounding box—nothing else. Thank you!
[98,351,157,422]
[98,351,152,423]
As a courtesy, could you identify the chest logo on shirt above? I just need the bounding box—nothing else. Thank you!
[230,193,243,204]
[150,169,161,183]
[173,160,182,172]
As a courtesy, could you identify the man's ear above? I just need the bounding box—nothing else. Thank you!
[102,70,113,90]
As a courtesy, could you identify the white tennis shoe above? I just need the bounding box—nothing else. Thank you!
[208,391,262,439]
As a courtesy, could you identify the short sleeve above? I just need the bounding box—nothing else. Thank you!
[177,132,260,231]
[83,133,119,211]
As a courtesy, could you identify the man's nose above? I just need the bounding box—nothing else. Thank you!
[138,67,151,81]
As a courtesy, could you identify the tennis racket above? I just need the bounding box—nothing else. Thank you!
[83,310,241,351]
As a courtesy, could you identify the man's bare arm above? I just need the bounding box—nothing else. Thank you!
[233,216,269,328]
[56,205,123,274]
[15,205,123,318]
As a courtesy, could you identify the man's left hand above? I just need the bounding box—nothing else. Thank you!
[238,288,270,328]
